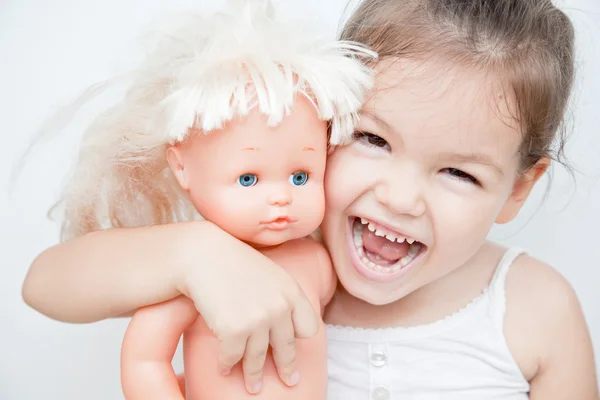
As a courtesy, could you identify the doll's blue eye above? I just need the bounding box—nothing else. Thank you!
[289,172,308,186]
[238,174,257,187]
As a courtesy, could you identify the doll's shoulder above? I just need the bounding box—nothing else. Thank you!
[277,236,328,257]
[263,237,335,305]
[264,237,331,270]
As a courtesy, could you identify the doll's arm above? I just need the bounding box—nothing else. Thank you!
[121,295,198,400]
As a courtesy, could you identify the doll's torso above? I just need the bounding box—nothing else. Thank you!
[182,238,329,400]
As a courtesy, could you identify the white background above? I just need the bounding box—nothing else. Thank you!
[1,0,599,398]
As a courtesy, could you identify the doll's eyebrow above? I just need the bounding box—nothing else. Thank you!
[242,147,314,151]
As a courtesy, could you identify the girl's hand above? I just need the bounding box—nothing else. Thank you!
[174,221,319,394]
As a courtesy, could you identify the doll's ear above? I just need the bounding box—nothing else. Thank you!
[166,146,190,191]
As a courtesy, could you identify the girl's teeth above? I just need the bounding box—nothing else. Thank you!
[359,218,415,244]
[362,257,383,271]
[353,217,423,274]
[353,229,363,252]
[408,242,421,257]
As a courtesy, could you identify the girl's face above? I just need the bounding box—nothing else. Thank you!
[321,59,543,305]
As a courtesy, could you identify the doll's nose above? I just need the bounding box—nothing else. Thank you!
[268,187,292,206]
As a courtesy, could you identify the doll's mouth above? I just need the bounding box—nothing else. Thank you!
[262,216,297,230]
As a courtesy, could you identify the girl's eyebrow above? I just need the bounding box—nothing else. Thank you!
[359,109,394,133]
[358,109,408,146]
[359,110,505,177]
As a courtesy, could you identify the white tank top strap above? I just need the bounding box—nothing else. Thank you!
[487,247,527,329]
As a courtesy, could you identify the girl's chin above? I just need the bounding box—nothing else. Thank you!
[338,279,403,306]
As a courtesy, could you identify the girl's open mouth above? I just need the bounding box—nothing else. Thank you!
[347,216,427,282]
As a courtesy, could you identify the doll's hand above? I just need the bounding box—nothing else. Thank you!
[175,221,319,394]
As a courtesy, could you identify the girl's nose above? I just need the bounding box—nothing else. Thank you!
[374,169,426,217]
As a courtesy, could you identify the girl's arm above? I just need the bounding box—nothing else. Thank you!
[505,256,598,399]
[21,220,318,392]
[22,222,193,323]
[528,280,598,399]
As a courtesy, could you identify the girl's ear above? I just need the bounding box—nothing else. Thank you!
[166,145,190,191]
[496,157,550,224]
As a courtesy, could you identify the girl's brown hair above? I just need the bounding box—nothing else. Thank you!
[339,0,575,172]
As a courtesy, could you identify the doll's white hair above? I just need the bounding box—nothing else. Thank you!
[39,0,376,241]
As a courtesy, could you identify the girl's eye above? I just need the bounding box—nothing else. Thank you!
[442,168,479,185]
[289,171,309,186]
[353,131,390,149]
[238,173,257,187]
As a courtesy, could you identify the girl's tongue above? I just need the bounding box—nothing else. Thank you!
[362,228,410,266]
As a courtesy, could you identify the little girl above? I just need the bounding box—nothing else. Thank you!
[22,0,598,399]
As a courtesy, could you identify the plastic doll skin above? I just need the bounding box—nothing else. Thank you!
[120,95,336,400]
[15,0,374,396]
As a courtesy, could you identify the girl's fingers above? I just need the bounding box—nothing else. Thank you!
[270,316,300,387]
[291,293,319,339]
[218,334,247,376]
[242,330,270,394]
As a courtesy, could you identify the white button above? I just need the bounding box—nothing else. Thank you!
[371,351,387,367]
[372,387,390,400]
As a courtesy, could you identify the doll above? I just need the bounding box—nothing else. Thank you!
[91,1,374,399]
[24,0,373,398]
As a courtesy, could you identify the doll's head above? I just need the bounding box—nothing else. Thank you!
[167,95,327,247]
[49,0,375,242]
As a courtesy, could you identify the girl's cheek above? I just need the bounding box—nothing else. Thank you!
[429,188,501,251]
[325,151,364,208]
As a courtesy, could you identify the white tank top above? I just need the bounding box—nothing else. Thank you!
[325,247,530,400]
